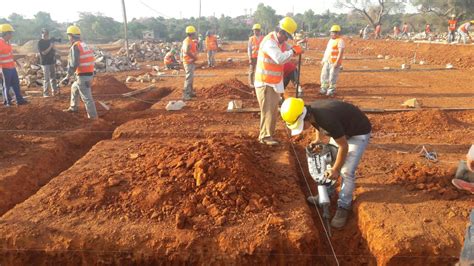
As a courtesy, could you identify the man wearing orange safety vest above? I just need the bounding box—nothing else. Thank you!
[448,15,458,43]
[254,17,303,146]
[374,23,381,39]
[163,49,180,70]
[248,23,264,88]
[181,26,198,101]
[0,24,27,106]
[457,21,473,44]
[393,25,400,39]
[61,25,97,119]
[205,31,218,68]
[320,25,345,97]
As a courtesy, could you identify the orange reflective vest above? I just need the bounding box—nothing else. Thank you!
[255,33,287,85]
[425,25,431,34]
[249,35,264,59]
[164,52,175,65]
[205,35,218,51]
[448,20,457,31]
[0,38,15,69]
[73,41,95,74]
[459,23,469,33]
[330,38,343,64]
[181,37,197,65]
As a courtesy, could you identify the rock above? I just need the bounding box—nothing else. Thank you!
[447,211,456,219]
[107,177,122,187]
[415,183,426,190]
[129,153,140,159]
[175,212,186,229]
[215,216,226,226]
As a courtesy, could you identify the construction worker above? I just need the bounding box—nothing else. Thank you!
[320,25,344,97]
[448,15,458,43]
[280,97,372,228]
[393,25,400,39]
[181,25,198,101]
[61,25,98,119]
[425,24,431,40]
[452,144,474,194]
[362,24,370,40]
[163,49,180,70]
[374,23,381,39]
[205,30,218,68]
[254,17,303,146]
[400,22,409,39]
[37,28,59,97]
[457,21,473,44]
[248,23,263,88]
[0,24,27,106]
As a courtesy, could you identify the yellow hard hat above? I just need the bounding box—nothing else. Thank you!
[1,24,15,33]
[281,97,306,136]
[471,20,474,24]
[330,25,341,32]
[279,17,297,38]
[67,25,81,35]
[186,26,196,34]
[252,24,261,30]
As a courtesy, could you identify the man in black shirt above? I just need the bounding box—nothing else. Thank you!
[37,28,58,97]
[281,97,371,228]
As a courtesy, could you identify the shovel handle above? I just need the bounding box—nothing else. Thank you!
[296,54,302,98]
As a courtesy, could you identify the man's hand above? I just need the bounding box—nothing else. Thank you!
[292,45,303,56]
[325,168,340,180]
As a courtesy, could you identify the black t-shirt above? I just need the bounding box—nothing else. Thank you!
[37,39,55,65]
[306,99,372,139]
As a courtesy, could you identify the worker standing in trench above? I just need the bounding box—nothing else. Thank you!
[320,25,345,97]
[248,23,263,88]
[280,97,372,229]
[181,26,198,101]
[61,25,98,119]
[254,17,303,146]
[0,24,28,107]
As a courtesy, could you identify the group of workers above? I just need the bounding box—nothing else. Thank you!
[0,23,97,118]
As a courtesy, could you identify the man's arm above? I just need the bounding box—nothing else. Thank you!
[247,39,253,62]
[264,40,293,65]
[67,45,80,76]
[328,136,349,179]
[336,48,344,67]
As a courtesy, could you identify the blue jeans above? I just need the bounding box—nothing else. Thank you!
[330,133,371,209]
[460,209,474,265]
[2,68,25,105]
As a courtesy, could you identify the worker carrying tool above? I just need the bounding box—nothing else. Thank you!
[61,25,97,119]
[181,26,198,101]
[448,15,458,43]
[205,30,218,68]
[281,97,372,228]
[320,25,344,97]
[254,17,303,146]
[248,23,264,88]
[457,20,473,44]
[0,24,28,107]
[164,49,180,70]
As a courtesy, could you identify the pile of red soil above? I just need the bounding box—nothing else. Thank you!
[370,110,464,133]
[92,75,131,95]
[199,78,254,99]
[389,162,463,200]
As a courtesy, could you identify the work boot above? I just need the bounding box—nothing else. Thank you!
[259,138,279,146]
[326,89,336,97]
[331,207,350,229]
[307,195,319,206]
[319,88,327,95]
[452,178,474,194]
[17,100,28,106]
[182,95,192,101]
[63,107,78,113]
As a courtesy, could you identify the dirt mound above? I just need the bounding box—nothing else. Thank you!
[371,109,463,133]
[199,79,254,99]
[0,104,86,131]
[92,75,131,95]
[389,162,465,200]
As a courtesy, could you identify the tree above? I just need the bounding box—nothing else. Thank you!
[410,0,474,19]
[77,12,121,42]
[253,3,279,33]
[336,0,406,28]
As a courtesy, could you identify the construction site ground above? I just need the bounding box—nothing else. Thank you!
[0,38,473,265]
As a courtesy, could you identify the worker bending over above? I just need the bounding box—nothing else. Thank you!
[164,49,180,70]
[458,21,473,44]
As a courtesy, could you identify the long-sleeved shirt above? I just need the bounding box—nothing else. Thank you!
[67,40,93,76]
[254,32,294,93]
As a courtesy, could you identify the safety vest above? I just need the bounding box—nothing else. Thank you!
[205,35,218,51]
[330,38,342,64]
[0,38,15,69]
[448,20,457,31]
[249,35,264,59]
[255,32,286,85]
[459,23,469,33]
[425,25,431,33]
[181,37,197,65]
[73,41,94,74]
[164,52,174,65]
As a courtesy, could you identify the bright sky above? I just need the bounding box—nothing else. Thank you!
[0,0,343,22]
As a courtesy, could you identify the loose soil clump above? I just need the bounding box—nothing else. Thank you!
[198,79,254,99]
[92,75,132,95]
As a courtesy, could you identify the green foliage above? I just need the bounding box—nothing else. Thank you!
[410,0,474,19]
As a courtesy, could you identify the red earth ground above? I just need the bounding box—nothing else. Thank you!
[0,38,473,265]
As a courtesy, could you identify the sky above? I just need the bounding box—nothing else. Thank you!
[0,0,345,22]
